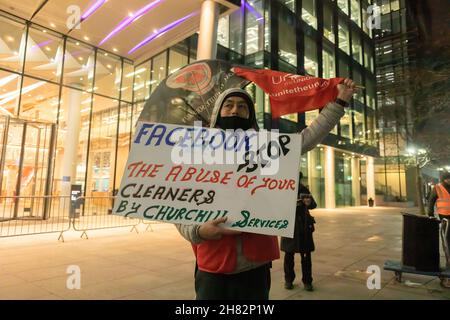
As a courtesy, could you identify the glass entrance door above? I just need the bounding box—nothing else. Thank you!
[0,116,55,220]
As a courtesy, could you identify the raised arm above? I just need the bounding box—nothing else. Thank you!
[300,78,356,154]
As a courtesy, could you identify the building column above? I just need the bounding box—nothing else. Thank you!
[197,0,219,60]
[324,146,335,209]
[351,156,361,206]
[60,85,82,197]
[367,156,376,206]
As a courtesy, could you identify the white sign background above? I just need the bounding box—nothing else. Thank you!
[113,122,302,237]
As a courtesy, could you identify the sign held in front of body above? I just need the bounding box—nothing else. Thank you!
[113,121,302,238]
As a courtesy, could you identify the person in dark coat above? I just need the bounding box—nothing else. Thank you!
[281,172,317,291]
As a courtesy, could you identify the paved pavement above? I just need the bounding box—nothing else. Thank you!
[0,206,449,300]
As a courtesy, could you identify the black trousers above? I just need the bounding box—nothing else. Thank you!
[195,264,271,300]
[284,252,313,285]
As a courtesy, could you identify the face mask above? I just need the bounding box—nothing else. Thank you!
[216,116,252,130]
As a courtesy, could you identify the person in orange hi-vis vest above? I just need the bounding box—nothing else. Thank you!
[427,172,450,220]
[176,79,356,300]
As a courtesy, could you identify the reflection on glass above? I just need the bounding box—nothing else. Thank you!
[95,50,121,99]
[63,39,95,91]
[304,35,318,76]
[302,0,317,29]
[305,110,318,127]
[85,95,118,196]
[24,26,64,82]
[19,76,59,122]
[0,70,22,116]
[0,15,26,73]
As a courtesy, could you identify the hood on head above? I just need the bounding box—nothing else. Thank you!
[210,88,258,130]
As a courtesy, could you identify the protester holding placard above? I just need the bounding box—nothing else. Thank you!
[175,78,357,300]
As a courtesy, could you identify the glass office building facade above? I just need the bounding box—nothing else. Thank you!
[0,0,378,208]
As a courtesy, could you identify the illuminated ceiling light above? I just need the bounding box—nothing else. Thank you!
[125,67,146,78]
[78,57,83,61]
[128,12,197,54]
[45,46,51,51]
[81,0,107,21]
[76,42,80,46]
[50,22,56,28]
[99,0,162,45]
[42,29,47,33]
[84,36,90,41]
[107,64,112,68]
[6,36,14,42]
[113,48,118,52]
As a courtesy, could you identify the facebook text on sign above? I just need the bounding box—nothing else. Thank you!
[113,121,302,237]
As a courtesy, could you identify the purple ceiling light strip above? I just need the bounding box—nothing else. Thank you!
[244,1,264,21]
[128,12,197,54]
[99,0,163,46]
[81,0,106,21]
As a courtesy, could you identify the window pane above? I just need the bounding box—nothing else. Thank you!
[338,56,350,78]
[151,52,167,95]
[246,0,265,55]
[351,0,361,26]
[0,15,26,73]
[94,50,121,99]
[19,77,59,122]
[278,10,297,66]
[323,3,335,43]
[304,35,318,76]
[85,95,119,196]
[308,147,325,207]
[352,30,363,64]
[133,62,150,103]
[115,103,132,190]
[63,39,95,92]
[121,62,133,103]
[338,18,350,54]
[280,0,295,11]
[23,26,63,82]
[302,0,317,29]
[338,0,349,15]
[55,86,90,194]
[217,16,229,48]
[0,69,21,116]
[322,46,335,78]
[168,46,188,75]
[340,108,353,139]
[230,9,244,54]
[353,110,365,143]
[335,151,353,206]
